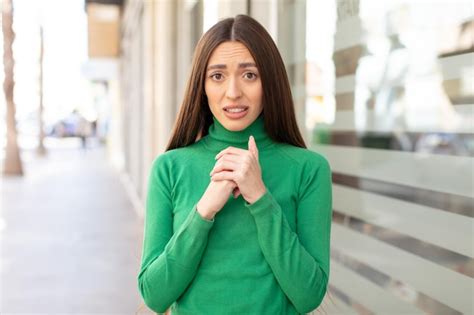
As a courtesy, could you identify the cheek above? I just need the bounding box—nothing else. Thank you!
[252,83,263,105]
[204,84,222,104]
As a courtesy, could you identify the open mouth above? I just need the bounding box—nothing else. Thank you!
[223,106,249,119]
[224,108,248,113]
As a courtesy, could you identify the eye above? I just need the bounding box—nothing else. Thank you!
[210,73,224,81]
[244,72,258,80]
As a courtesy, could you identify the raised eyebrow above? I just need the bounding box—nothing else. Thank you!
[239,62,257,69]
[206,62,257,71]
[207,64,226,71]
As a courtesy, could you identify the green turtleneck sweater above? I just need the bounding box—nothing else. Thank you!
[138,115,332,314]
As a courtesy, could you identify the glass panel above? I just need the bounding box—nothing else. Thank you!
[305,0,474,314]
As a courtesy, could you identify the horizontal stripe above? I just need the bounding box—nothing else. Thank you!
[313,145,474,197]
[313,130,474,157]
[328,286,373,315]
[334,91,355,111]
[334,34,403,78]
[443,79,474,105]
[317,288,358,315]
[333,184,474,258]
[332,172,473,218]
[455,104,474,115]
[334,16,364,51]
[333,45,363,78]
[334,91,354,111]
[332,223,474,314]
[330,260,426,314]
[332,209,473,278]
[314,144,474,198]
[335,53,474,94]
[439,46,474,58]
[316,109,474,134]
[440,52,474,81]
[331,249,464,315]
[333,48,473,81]
[326,295,358,315]
[451,95,474,105]
[437,18,474,57]
[334,75,355,94]
[335,90,472,111]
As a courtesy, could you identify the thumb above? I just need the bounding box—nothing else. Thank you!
[248,135,259,162]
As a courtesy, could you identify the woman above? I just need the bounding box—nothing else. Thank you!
[138,14,332,314]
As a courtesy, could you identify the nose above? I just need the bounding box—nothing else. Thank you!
[225,77,242,100]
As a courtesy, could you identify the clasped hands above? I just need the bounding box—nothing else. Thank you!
[209,136,266,204]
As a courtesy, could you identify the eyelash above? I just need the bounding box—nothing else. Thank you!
[244,72,257,80]
[209,72,258,81]
[210,73,223,81]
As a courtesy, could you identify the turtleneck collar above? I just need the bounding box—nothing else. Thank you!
[202,114,275,152]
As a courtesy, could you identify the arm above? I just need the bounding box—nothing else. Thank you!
[138,155,214,313]
[245,156,332,313]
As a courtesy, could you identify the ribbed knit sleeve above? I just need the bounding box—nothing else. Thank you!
[138,154,214,313]
[245,155,332,314]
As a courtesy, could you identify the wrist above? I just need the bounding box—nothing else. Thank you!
[247,187,267,204]
[196,202,216,220]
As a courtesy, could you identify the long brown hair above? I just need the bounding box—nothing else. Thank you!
[166,14,306,151]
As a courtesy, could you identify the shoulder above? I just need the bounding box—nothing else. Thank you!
[274,143,331,172]
[150,142,204,171]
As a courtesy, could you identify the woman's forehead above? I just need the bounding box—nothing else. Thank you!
[207,41,256,66]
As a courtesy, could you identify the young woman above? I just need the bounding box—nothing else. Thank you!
[138,14,332,314]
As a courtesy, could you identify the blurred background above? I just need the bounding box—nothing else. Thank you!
[0,0,472,314]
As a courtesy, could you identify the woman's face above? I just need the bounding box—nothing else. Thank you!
[205,41,263,131]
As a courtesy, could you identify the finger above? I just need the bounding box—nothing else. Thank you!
[214,153,242,164]
[233,187,241,198]
[210,160,239,176]
[248,135,259,162]
[215,146,248,160]
[218,151,254,167]
[211,171,234,182]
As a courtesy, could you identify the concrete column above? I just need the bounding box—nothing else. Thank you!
[141,0,156,208]
[121,0,147,210]
[250,0,278,40]
[277,0,308,144]
[217,0,248,19]
[153,1,177,156]
[176,0,203,115]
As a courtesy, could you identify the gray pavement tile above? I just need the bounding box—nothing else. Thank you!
[0,145,147,314]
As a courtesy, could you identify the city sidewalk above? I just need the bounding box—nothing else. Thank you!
[0,141,150,314]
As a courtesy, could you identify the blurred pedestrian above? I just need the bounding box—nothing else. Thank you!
[138,15,332,314]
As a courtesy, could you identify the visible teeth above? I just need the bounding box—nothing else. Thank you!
[226,108,247,113]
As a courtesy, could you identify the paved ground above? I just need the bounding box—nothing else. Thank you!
[0,140,151,314]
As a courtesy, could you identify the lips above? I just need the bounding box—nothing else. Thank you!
[223,105,249,112]
[222,105,249,119]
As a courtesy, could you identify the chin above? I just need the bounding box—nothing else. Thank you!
[223,123,246,132]
[222,119,252,131]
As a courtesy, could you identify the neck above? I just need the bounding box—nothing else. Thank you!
[202,114,274,152]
